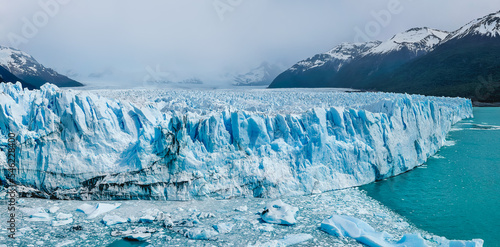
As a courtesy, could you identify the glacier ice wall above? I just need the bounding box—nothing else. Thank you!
[0,83,472,200]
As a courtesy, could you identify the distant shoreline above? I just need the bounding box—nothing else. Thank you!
[473,102,500,107]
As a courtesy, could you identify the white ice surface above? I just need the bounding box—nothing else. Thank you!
[0,83,472,201]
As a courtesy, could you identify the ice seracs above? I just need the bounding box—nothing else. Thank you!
[261,200,298,225]
[0,83,473,201]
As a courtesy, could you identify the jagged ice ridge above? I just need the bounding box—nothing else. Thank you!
[0,83,472,200]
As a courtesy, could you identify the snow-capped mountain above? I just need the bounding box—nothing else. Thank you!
[0,65,29,87]
[0,45,83,88]
[444,11,500,42]
[270,10,500,102]
[233,62,285,86]
[381,10,500,103]
[289,42,380,73]
[367,27,449,55]
[271,27,446,89]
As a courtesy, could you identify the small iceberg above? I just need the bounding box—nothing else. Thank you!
[111,227,157,241]
[56,213,73,220]
[102,215,128,226]
[321,215,484,247]
[235,205,248,212]
[321,215,425,246]
[436,237,484,247]
[213,222,234,234]
[52,218,73,227]
[49,206,60,214]
[279,234,313,246]
[26,213,51,222]
[261,200,298,225]
[251,234,313,247]
[52,212,73,226]
[76,203,121,219]
[184,228,219,240]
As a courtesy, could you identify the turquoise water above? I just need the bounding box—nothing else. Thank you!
[362,107,500,245]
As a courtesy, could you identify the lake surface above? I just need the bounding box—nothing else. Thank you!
[362,107,500,245]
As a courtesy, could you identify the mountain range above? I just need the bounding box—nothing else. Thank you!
[233,62,285,86]
[269,11,500,103]
[0,46,83,89]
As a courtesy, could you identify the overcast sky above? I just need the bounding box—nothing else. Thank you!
[1,0,499,87]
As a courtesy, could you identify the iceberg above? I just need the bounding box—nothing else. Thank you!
[102,214,128,226]
[51,218,73,226]
[213,222,234,233]
[26,212,51,222]
[183,228,219,240]
[76,203,121,219]
[261,200,298,225]
[321,215,483,247]
[0,83,473,200]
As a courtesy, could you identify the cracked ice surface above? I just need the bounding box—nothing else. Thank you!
[0,83,472,200]
[0,188,471,246]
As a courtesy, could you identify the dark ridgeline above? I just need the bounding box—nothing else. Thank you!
[270,11,500,103]
[0,46,83,89]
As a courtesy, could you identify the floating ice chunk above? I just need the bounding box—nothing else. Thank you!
[49,206,60,214]
[139,215,155,223]
[213,222,234,234]
[76,203,95,215]
[26,213,51,222]
[191,212,216,219]
[56,213,73,220]
[76,203,121,219]
[235,206,248,212]
[102,215,128,226]
[394,234,426,247]
[111,227,156,241]
[124,233,151,241]
[261,200,298,225]
[52,218,73,227]
[278,234,313,246]
[250,235,313,247]
[184,228,218,240]
[128,216,139,223]
[20,207,45,216]
[55,240,76,247]
[259,224,275,232]
[321,215,430,247]
[436,237,484,247]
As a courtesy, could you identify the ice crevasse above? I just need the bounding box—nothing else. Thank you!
[0,83,473,200]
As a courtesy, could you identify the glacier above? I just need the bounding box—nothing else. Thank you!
[0,82,472,200]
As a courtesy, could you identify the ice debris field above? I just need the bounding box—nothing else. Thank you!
[0,83,483,246]
[0,188,483,246]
